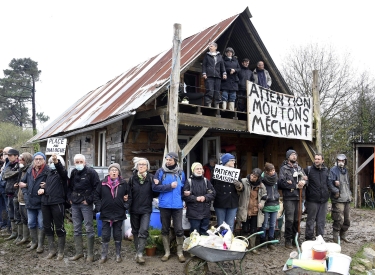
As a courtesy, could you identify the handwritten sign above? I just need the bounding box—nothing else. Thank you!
[212,165,240,183]
[46,138,67,155]
[248,83,313,141]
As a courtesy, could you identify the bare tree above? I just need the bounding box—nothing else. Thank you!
[281,43,355,122]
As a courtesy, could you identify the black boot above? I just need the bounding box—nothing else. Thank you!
[36,229,45,253]
[45,235,56,259]
[260,237,267,249]
[99,242,109,264]
[115,241,122,263]
[285,239,293,249]
[56,236,65,260]
[26,228,38,251]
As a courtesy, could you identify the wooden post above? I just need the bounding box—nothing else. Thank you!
[167,23,181,154]
[312,70,322,153]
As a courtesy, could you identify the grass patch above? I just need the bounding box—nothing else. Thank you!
[349,243,375,274]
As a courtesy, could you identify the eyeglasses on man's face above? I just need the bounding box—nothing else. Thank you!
[138,163,147,166]
[34,158,44,161]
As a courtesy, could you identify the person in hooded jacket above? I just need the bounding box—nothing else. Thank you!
[221,47,241,111]
[38,154,68,260]
[19,152,50,253]
[183,162,216,235]
[328,154,352,243]
[128,157,156,264]
[236,168,265,255]
[152,152,186,263]
[259,162,280,250]
[94,163,129,264]
[202,42,227,108]
[237,58,254,112]
[15,152,33,246]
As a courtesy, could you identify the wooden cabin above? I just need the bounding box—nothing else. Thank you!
[28,7,317,179]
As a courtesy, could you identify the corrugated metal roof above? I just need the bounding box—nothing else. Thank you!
[30,7,290,142]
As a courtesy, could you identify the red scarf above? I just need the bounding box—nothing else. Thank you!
[32,164,46,179]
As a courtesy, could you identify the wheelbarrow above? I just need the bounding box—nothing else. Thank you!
[184,231,279,275]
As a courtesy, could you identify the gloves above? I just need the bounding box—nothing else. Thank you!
[233,180,242,189]
[334,193,340,199]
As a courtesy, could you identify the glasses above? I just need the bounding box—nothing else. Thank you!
[34,158,44,161]
[109,169,119,172]
[8,154,15,157]
[138,163,147,166]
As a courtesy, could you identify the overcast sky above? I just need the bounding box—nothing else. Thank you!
[1,0,374,129]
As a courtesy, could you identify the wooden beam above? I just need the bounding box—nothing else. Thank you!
[179,113,247,131]
[160,114,181,152]
[301,140,315,162]
[123,116,135,143]
[355,153,374,175]
[135,107,166,119]
[181,127,208,158]
[312,70,322,153]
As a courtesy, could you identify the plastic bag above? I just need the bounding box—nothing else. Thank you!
[200,230,224,249]
[187,230,201,250]
[214,222,233,249]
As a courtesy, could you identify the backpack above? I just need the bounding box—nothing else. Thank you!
[187,177,208,190]
[160,169,184,182]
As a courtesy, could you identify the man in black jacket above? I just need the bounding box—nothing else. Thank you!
[237,58,254,112]
[304,154,330,241]
[68,154,100,262]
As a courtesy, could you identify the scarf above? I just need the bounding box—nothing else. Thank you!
[162,162,180,174]
[138,171,148,184]
[32,164,46,179]
[247,175,261,187]
[103,176,121,226]
[262,173,278,186]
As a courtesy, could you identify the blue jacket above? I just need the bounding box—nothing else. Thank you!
[21,165,50,209]
[152,168,185,209]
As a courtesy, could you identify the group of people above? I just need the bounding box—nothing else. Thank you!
[0,146,352,264]
[202,42,272,111]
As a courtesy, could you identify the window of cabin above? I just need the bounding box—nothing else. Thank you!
[97,131,106,166]
[183,72,200,93]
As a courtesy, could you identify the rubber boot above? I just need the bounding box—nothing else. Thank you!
[69,236,84,261]
[260,237,268,250]
[249,236,260,255]
[136,237,146,264]
[222,101,227,111]
[56,236,65,260]
[268,236,276,251]
[205,103,211,107]
[133,235,139,253]
[46,235,56,259]
[340,230,351,243]
[285,239,293,249]
[333,230,339,244]
[26,228,38,251]
[27,241,32,248]
[213,103,219,109]
[115,241,122,263]
[13,223,23,243]
[228,102,235,111]
[4,221,17,240]
[86,236,95,262]
[36,229,45,253]
[161,235,170,262]
[16,224,29,245]
[99,242,109,264]
[176,236,186,263]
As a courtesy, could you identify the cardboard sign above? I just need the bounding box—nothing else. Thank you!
[212,165,240,183]
[248,83,313,141]
[46,138,67,155]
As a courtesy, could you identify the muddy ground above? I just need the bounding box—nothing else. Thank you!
[0,206,373,275]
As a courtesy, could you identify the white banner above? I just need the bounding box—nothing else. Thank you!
[46,138,67,155]
[248,83,313,141]
[212,165,240,183]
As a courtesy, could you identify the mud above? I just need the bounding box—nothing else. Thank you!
[0,207,372,275]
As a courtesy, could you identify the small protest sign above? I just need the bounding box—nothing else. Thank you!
[46,138,67,155]
[212,165,240,183]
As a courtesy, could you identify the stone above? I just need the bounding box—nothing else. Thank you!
[364,247,375,265]
[351,264,365,273]
[359,258,373,270]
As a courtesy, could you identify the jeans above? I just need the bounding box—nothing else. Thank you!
[42,203,66,237]
[13,196,21,224]
[214,207,237,232]
[284,200,299,240]
[221,90,237,102]
[19,204,28,225]
[71,203,94,238]
[305,201,327,240]
[27,208,43,229]
[204,78,222,105]
[261,211,278,239]
[101,220,123,242]
[130,213,151,239]
[159,208,184,237]
[189,218,209,235]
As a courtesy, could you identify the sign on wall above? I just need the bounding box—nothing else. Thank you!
[46,138,67,155]
[248,83,313,141]
[212,165,240,183]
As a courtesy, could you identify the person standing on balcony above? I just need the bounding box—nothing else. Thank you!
[237,58,254,112]
[202,42,227,108]
[253,61,272,89]
[221,47,241,111]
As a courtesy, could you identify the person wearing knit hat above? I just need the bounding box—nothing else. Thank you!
[68,154,100,262]
[94,162,128,264]
[128,157,154,264]
[278,149,307,249]
[214,153,242,232]
[183,162,216,235]
[153,151,186,263]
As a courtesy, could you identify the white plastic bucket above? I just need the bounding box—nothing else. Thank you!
[325,242,341,255]
[327,253,352,275]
